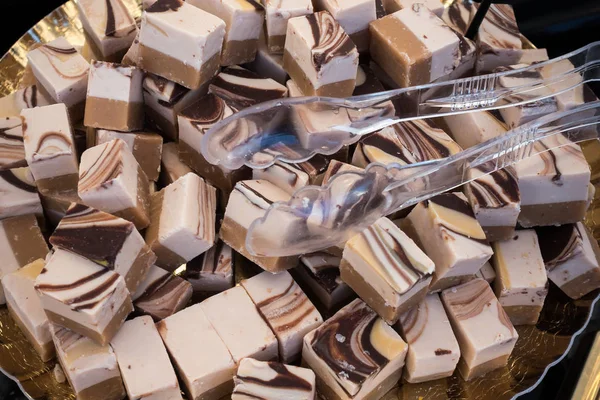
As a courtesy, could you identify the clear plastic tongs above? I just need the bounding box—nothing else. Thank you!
[201,42,600,257]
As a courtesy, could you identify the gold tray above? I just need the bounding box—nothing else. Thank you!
[1,1,599,399]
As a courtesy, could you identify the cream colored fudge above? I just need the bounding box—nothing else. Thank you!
[397,293,460,383]
[21,103,79,192]
[245,31,289,84]
[0,85,53,119]
[302,299,408,400]
[132,264,192,321]
[78,139,151,229]
[537,223,600,299]
[464,165,521,242]
[322,160,363,186]
[200,286,279,363]
[0,167,43,220]
[159,143,193,187]
[384,0,443,16]
[441,278,518,381]
[443,110,508,149]
[188,0,264,66]
[262,0,314,54]
[515,135,591,227]
[404,192,493,292]
[111,316,182,399]
[184,240,235,297]
[314,0,377,52]
[157,304,236,399]
[233,358,317,400]
[341,217,434,324]
[492,230,548,326]
[92,128,163,181]
[77,0,137,61]
[139,0,226,89]
[2,259,54,362]
[50,203,156,293]
[242,271,323,363]
[0,215,48,305]
[370,6,460,88]
[84,61,144,132]
[26,37,90,120]
[220,179,298,273]
[476,4,523,73]
[145,172,216,270]
[35,249,133,345]
[50,324,126,400]
[284,12,359,98]
[540,59,598,113]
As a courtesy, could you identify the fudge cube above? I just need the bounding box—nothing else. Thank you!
[38,188,80,227]
[303,299,408,399]
[284,12,359,98]
[441,278,519,381]
[220,180,298,273]
[370,5,460,88]
[50,324,126,400]
[443,110,508,149]
[76,0,137,61]
[262,0,313,54]
[157,304,236,399]
[322,160,363,185]
[121,34,140,66]
[188,0,264,66]
[35,249,133,345]
[241,271,323,363]
[537,223,600,299]
[341,217,434,324]
[159,142,193,187]
[233,358,317,399]
[145,172,216,270]
[142,73,207,141]
[464,165,521,242]
[139,0,226,89]
[293,252,356,315]
[492,230,548,326]
[111,316,181,399]
[184,239,235,297]
[515,135,591,227]
[253,156,331,194]
[384,0,443,16]
[78,139,151,229]
[404,192,493,291]
[0,215,49,305]
[91,128,163,181]
[21,103,79,192]
[132,265,192,321]
[50,203,156,293]
[2,259,54,361]
[26,37,90,120]
[0,85,53,119]
[476,4,523,73]
[314,0,377,52]
[540,59,598,113]
[0,117,27,170]
[245,31,289,84]
[200,286,279,363]
[84,61,144,132]
[397,293,460,383]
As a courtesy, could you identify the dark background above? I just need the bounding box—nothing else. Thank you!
[1,0,600,399]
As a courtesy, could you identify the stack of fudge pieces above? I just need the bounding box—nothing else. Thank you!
[1,0,599,398]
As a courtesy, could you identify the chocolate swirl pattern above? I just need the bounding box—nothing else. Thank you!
[21,86,40,108]
[399,299,429,344]
[144,74,189,107]
[31,132,73,159]
[134,274,191,321]
[79,140,124,193]
[0,118,26,169]
[39,43,89,80]
[307,12,356,70]
[355,127,416,166]
[0,167,37,194]
[392,120,462,162]
[183,94,236,136]
[234,361,313,398]
[50,204,134,269]
[104,0,136,37]
[536,224,583,270]
[146,0,184,13]
[300,252,342,294]
[468,165,519,209]
[186,240,233,279]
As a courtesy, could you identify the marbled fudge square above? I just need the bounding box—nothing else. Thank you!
[26,37,90,120]
[145,172,216,271]
[2,259,54,361]
[341,217,434,324]
[84,61,144,132]
[475,4,523,73]
[303,299,408,400]
[184,240,235,297]
[0,167,43,221]
[35,249,133,345]
[50,203,156,293]
[314,0,377,52]
[78,139,151,229]
[492,230,548,326]
[284,12,359,98]
[139,0,226,89]
[537,223,600,299]
[77,0,137,61]
[0,85,53,119]
[262,0,314,54]
[0,117,27,170]
[322,160,363,186]
[21,103,79,192]
[188,0,264,66]
[242,271,323,363]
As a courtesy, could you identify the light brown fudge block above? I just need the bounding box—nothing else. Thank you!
[159,142,193,187]
[314,0,377,52]
[262,0,314,54]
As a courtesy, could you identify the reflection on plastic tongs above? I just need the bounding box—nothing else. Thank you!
[202,41,600,170]
[245,101,600,257]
